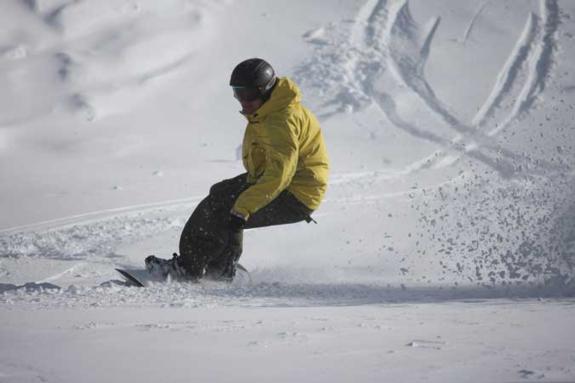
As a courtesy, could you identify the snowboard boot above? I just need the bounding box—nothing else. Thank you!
[204,260,236,282]
[204,246,241,282]
[145,253,193,282]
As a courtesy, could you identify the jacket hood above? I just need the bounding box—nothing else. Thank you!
[246,77,301,120]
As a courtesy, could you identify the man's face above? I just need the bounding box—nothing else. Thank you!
[233,87,264,115]
[238,98,264,115]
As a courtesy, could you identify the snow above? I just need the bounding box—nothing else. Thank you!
[1,0,575,382]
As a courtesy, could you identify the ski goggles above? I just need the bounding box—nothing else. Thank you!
[232,86,261,102]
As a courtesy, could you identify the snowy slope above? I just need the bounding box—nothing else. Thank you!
[1,0,575,382]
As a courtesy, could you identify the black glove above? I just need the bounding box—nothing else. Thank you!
[229,211,247,231]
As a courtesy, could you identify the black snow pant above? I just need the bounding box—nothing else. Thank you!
[178,173,314,280]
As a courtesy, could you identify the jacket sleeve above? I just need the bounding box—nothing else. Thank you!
[233,116,299,219]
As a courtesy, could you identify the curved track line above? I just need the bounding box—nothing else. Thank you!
[387,2,464,130]
[472,12,538,127]
[493,0,559,136]
[380,2,528,176]
[351,0,388,48]
[461,1,490,44]
[382,0,563,176]
[301,0,564,177]
[0,196,203,235]
[372,92,517,177]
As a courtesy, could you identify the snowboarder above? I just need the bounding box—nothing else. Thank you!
[146,58,329,282]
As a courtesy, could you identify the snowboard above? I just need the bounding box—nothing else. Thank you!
[115,264,251,287]
[115,268,162,287]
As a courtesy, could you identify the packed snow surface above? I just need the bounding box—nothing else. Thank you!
[1,0,575,382]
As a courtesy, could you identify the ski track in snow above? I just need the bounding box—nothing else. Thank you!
[381,0,563,177]
[495,0,560,135]
[459,1,490,44]
[296,0,565,179]
[0,197,203,260]
[471,12,538,127]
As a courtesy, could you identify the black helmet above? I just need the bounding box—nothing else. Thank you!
[230,58,276,101]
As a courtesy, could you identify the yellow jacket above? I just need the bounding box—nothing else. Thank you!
[233,77,329,219]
